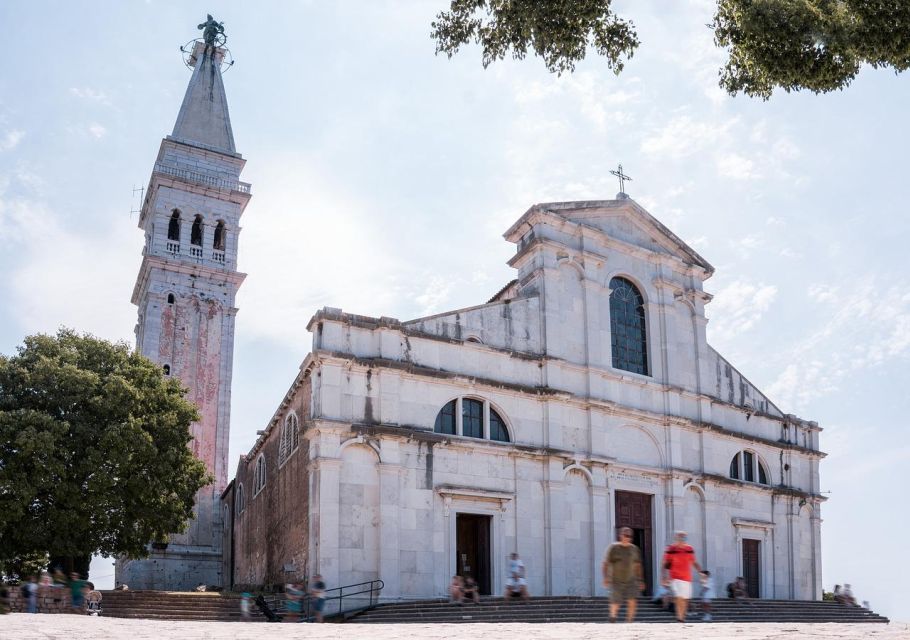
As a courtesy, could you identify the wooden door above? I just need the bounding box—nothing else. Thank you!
[614,491,653,595]
[742,539,760,598]
[456,514,492,595]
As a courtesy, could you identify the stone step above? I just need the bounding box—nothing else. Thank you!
[349,597,889,624]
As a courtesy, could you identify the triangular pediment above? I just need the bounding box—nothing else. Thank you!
[512,199,713,274]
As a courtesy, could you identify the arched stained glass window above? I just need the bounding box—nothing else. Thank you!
[462,398,483,438]
[609,276,649,376]
[489,409,510,443]
[434,400,456,435]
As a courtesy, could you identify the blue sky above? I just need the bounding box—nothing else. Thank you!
[1,1,907,620]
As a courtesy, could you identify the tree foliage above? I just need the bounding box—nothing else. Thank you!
[431,0,639,75]
[431,0,910,98]
[713,0,910,99]
[0,329,210,575]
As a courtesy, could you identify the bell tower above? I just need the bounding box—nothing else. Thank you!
[116,21,250,589]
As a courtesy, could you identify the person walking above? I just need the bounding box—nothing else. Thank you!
[69,572,86,614]
[661,530,701,623]
[699,570,714,621]
[308,574,327,623]
[24,576,39,614]
[602,526,644,623]
[239,591,252,620]
[284,582,304,622]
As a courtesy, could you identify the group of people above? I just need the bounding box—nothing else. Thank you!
[447,531,719,622]
[449,552,531,605]
[240,573,327,622]
[0,570,100,615]
[604,528,712,623]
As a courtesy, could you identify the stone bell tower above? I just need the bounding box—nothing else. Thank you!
[116,23,250,589]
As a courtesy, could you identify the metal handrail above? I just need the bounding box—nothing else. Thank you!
[302,578,384,621]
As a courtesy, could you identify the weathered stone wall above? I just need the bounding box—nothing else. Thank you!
[230,375,311,590]
[4,587,84,613]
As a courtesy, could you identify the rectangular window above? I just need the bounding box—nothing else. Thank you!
[462,399,483,438]
[744,451,755,483]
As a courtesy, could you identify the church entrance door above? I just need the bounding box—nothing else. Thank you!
[742,539,760,598]
[456,513,492,595]
[614,491,654,595]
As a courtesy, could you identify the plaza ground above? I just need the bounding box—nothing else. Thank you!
[3,615,907,640]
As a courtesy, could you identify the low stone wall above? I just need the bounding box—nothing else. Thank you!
[3,587,83,614]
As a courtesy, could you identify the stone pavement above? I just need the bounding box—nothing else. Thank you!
[3,615,908,640]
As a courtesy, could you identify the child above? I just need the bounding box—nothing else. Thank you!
[700,570,714,621]
[240,592,252,620]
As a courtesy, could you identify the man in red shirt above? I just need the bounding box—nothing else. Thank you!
[661,530,702,622]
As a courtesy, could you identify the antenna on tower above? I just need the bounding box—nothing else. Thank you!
[130,184,145,218]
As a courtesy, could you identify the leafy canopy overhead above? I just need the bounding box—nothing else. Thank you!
[713,0,910,99]
[431,0,910,98]
[431,0,640,75]
[0,329,210,575]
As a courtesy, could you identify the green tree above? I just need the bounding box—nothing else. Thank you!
[0,329,210,578]
[713,0,910,99]
[431,0,639,75]
[431,1,910,98]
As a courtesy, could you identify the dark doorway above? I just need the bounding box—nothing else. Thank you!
[614,491,654,595]
[742,539,760,598]
[456,513,492,595]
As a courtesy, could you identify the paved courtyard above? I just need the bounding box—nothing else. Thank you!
[3,615,907,640]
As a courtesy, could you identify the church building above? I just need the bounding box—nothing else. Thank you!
[221,198,824,601]
[114,21,823,601]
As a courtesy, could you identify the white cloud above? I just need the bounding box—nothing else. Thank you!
[767,278,910,409]
[707,279,778,342]
[88,123,107,139]
[0,192,139,341]
[808,284,838,303]
[0,129,24,151]
[69,87,109,103]
[640,115,737,159]
[716,152,760,180]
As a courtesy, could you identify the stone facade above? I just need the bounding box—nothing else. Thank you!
[117,42,250,590]
[224,197,824,602]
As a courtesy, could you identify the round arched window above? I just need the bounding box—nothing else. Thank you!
[433,397,511,443]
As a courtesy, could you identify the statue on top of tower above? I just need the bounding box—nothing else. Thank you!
[198,14,225,46]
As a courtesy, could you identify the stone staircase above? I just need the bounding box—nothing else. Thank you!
[98,590,277,621]
[349,596,890,624]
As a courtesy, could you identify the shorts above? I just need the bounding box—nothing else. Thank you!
[312,598,326,613]
[671,579,692,600]
[71,594,84,608]
[609,580,638,603]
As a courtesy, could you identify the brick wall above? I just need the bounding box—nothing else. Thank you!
[229,375,312,590]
